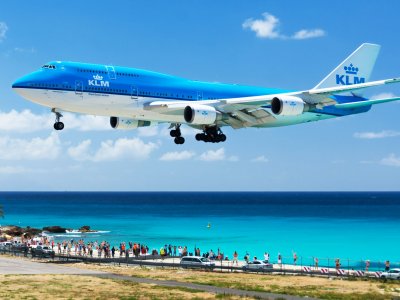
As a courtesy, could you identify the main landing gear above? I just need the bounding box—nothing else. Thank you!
[196,126,226,143]
[170,124,185,145]
[169,124,227,145]
[52,109,64,131]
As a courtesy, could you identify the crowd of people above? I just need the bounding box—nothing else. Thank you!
[5,235,394,272]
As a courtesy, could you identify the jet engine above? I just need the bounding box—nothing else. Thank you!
[110,117,153,129]
[184,105,217,125]
[271,96,308,116]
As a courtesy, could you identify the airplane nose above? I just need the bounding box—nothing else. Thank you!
[12,75,31,89]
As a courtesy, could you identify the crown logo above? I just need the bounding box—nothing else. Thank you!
[344,63,359,75]
[93,74,103,80]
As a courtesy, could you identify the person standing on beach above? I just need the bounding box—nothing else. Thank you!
[173,245,177,256]
[365,260,370,272]
[293,252,297,266]
[335,258,341,270]
[385,260,390,271]
[278,253,282,266]
[264,252,269,263]
[233,251,238,266]
[314,257,319,270]
[111,246,115,258]
[244,252,249,263]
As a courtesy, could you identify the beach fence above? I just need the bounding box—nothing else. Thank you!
[0,248,397,279]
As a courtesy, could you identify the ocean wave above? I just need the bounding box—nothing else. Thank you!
[54,234,81,238]
[64,230,110,234]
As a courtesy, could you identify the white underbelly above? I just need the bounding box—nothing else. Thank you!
[14,88,185,123]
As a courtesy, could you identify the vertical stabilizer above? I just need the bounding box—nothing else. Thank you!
[313,43,380,91]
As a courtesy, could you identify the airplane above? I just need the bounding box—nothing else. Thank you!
[12,43,400,145]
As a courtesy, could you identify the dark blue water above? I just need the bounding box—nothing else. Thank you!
[1,192,399,266]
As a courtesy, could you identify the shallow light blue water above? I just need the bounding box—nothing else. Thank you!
[1,192,399,267]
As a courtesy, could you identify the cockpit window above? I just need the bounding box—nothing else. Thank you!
[42,65,56,70]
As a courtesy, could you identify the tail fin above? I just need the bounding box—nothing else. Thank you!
[313,43,381,92]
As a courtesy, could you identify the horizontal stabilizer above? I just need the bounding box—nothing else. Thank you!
[335,96,400,109]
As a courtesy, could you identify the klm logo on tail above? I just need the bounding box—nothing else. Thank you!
[336,64,365,85]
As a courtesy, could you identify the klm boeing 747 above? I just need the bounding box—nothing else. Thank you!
[12,43,400,144]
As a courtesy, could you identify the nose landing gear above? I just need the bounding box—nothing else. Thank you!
[52,108,64,131]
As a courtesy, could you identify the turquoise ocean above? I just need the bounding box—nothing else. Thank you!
[1,192,399,268]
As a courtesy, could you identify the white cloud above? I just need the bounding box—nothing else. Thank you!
[0,22,8,42]
[137,126,159,137]
[292,29,325,40]
[68,137,158,162]
[0,110,52,132]
[242,12,325,40]
[380,154,400,167]
[370,92,396,100]
[160,150,196,161]
[199,148,226,161]
[242,12,280,39]
[0,110,110,132]
[0,133,61,160]
[251,155,269,163]
[67,140,92,161]
[354,130,400,139]
[62,113,110,131]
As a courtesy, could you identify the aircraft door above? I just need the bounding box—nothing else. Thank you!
[75,80,83,95]
[106,65,116,80]
[131,85,139,106]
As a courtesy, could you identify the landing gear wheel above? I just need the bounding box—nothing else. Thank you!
[195,127,227,143]
[54,122,64,131]
[170,129,178,137]
[171,124,185,144]
[52,109,64,131]
[174,137,185,145]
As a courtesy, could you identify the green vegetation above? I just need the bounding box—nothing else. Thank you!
[77,264,400,300]
[0,274,241,299]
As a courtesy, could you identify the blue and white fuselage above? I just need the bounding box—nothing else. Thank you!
[12,43,400,144]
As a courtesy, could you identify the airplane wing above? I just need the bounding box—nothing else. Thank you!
[145,43,400,128]
[145,77,400,128]
[216,77,400,110]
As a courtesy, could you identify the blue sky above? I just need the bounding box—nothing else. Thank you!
[0,0,400,191]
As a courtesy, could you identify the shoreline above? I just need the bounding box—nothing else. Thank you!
[1,223,397,273]
[0,246,387,278]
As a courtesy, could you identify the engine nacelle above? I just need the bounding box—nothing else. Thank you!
[271,96,307,116]
[184,105,217,125]
[110,117,154,129]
